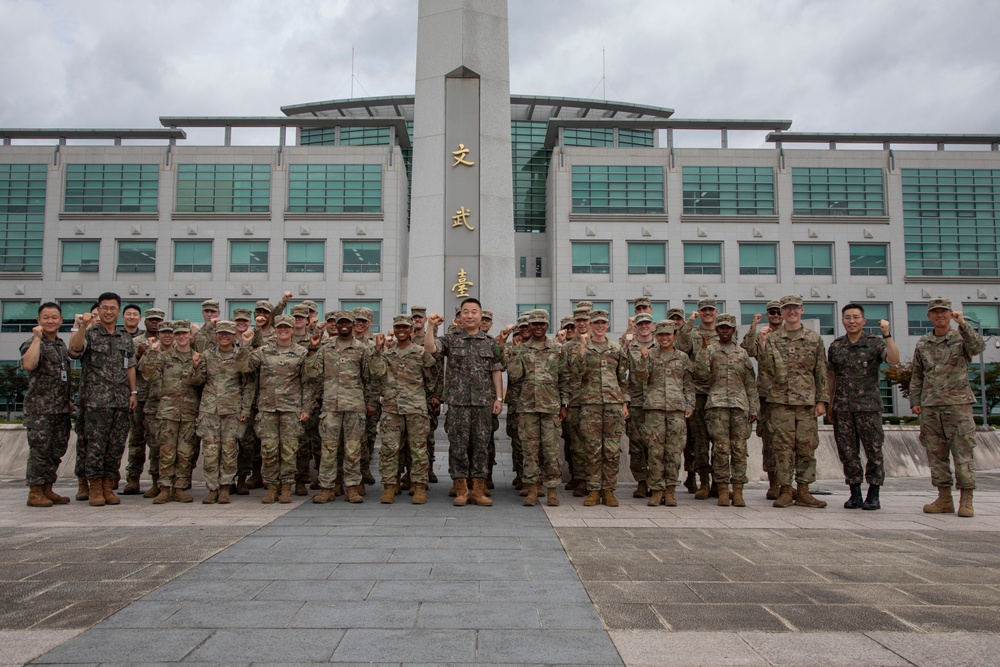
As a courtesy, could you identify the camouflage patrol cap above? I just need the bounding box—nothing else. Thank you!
[455,305,463,316]
[481,310,493,321]
[254,300,273,313]
[697,298,717,311]
[172,320,192,333]
[654,320,677,335]
[352,307,373,322]
[927,297,952,312]
[301,300,318,312]
[666,307,685,320]
[393,314,414,328]
[576,301,594,311]
[290,304,311,317]
[716,313,737,328]
[143,308,165,321]
[157,320,175,333]
[410,306,427,317]
[232,308,252,321]
[273,314,294,328]
[572,307,591,321]
[633,297,652,310]
[779,294,804,308]
[327,310,355,322]
[215,320,237,335]
[590,309,610,323]
[560,316,574,329]
[634,313,654,325]
[766,300,782,310]
[201,299,220,312]
[517,314,531,328]
[528,310,550,325]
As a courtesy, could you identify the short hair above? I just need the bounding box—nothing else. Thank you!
[841,303,865,316]
[459,297,482,310]
[96,292,121,308]
[38,301,62,315]
[123,303,142,315]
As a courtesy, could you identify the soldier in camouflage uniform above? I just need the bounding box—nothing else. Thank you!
[234,306,263,492]
[570,310,629,507]
[352,307,380,486]
[676,298,720,499]
[409,306,441,484]
[562,307,592,495]
[192,299,221,353]
[694,313,759,507]
[68,293,138,507]
[480,310,500,488]
[498,315,531,489]
[827,303,900,511]
[21,302,73,508]
[741,300,783,499]
[370,315,436,504]
[140,321,202,503]
[307,311,375,504]
[507,310,566,507]
[140,320,173,499]
[633,320,695,507]
[237,314,314,504]
[122,307,163,495]
[910,298,986,518]
[291,304,322,495]
[756,294,829,509]
[192,321,254,504]
[425,298,504,507]
[623,308,656,498]
[71,305,98,501]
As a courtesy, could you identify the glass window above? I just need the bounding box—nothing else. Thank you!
[0,163,46,272]
[64,163,158,213]
[683,242,722,275]
[683,166,774,215]
[791,167,885,216]
[740,302,768,325]
[802,302,836,335]
[854,303,890,336]
[571,165,664,214]
[287,164,382,213]
[175,164,270,213]
[564,128,614,147]
[627,301,669,322]
[571,242,610,274]
[339,127,391,146]
[170,301,204,322]
[963,303,1000,336]
[173,240,212,273]
[512,121,551,232]
[230,240,269,273]
[618,129,656,148]
[1,301,39,332]
[849,244,888,276]
[56,300,93,333]
[61,240,100,273]
[342,240,381,273]
[117,240,156,273]
[907,304,933,336]
[287,240,325,273]
[739,243,777,275]
[795,244,833,276]
[627,242,666,275]
[340,300,381,333]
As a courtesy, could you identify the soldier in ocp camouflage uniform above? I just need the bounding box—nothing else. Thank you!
[741,299,783,499]
[408,306,441,485]
[562,306,592,495]
[352,307,380,486]
[499,315,531,489]
[123,307,164,495]
[910,298,985,518]
[676,298,719,499]
[291,304,321,495]
[140,320,173,499]
[192,299,221,353]
[233,307,261,493]
[694,313,759,507]
[623,309,656,498]
[634,320,694,507]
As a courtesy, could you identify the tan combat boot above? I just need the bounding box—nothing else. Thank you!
[312,488,335,504]
[773,485,794,508]
[172,487,193,503]
[42,484,70,504]
[470,478,493,506]
[732,483,746,507]
[153,486,172,504]
[647,490,663,507]
[411,483,427,505]
[88,478,105,507]
[601,490,619,507]
[664,486,678,507]
[345,484,364,504]
[202,490,219,504]
[717,484,730,507]
[101,478,121,505]
[694,472,711,500]
[453,478,469,506]
[923,487,955,514]
[381,484,397,504]
[522,484,538,507]
[583,490,600,506]
[794,482,827,508]
[143,475,161,499]
[76,476,90,501]
[262,484,278,504]
[27,486,53,507]
[765,472,779,500]
[958,489,974,518]
[279,484,293,504]
[294,482,308,496]
[218,487,231,504]
[633,480,648,499]
[546,487,560,507]
[122,475,141,495]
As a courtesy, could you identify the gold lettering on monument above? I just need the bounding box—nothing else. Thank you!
[451,143,475,167]
[451,206,474,231]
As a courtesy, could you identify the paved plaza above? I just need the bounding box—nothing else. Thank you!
[2,440,1000,666]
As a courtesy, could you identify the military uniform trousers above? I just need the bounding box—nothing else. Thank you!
[197,414,246,490]
[564,406,585,482]
[579,404,625,492]
[518,412,562,488]
[919,404,976,490]
[73,407,88,478]
[757,398,776,474]
[380,412,429,486]
[24,413,71,487]
[125,402,147,478]
[318,411,366,488]
[683,394,712,475]
[770,404,820,486]
[705,407,751,485]
[644,409,687,491]
[833,410,885,486]
[625,406,649,483]
[142,412,161,480]
[237,404,261,477]
[507,408,523,476]
[398,404,437,475]
[296,410,321,483]
[444,405,492,480]
[361,405,381,473]
[255,411,303,485]
[158,418,197,489]
[83,407,131,480]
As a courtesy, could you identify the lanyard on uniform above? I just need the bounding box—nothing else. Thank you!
[60,356,67,383]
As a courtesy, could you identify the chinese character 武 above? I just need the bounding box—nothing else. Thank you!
[451,206,474,231]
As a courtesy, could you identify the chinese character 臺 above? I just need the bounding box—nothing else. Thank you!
[452,269,474,298]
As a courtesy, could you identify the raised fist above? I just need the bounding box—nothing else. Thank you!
[310,332,323,347]
[375,333,386,351]
[752,313,762,325]
[690,310,700,321]
[283,290,294,300]
[241,329,255,344]
[80,312,95,328]
[255,315,268,327]
[190,322,201,335]
[879,319,891,335]
[191,352,202,368]
[640,344,649,359]
[428,313,445,328]
[32,325,43,339]
[150,339,161,351]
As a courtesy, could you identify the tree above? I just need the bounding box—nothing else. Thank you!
[881,363,913,399]
[0,364,28,420]
[969,363,1000,417]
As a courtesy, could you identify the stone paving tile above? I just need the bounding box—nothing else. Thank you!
[594,603,665,630]
[293,547,394,563]
[288,601,420,629]
[651,604,791,632]
[609,629,766,667]
[788,583,923,606]
[477,629,623,664]
[882,605,1000,633]
[330,628,477,663]
[327,563,433,580]
[741,631,912,666]
[768,604,914,632]
[155,601,305,629]
[32,628,214,663]
[253,579,376,601]
[867,631,1000,667]
[415,602,542,629]
[186,628,344,662]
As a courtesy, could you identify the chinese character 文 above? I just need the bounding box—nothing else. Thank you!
[451,143,475,167]
[451,206,474,231]
[452,269,474,298]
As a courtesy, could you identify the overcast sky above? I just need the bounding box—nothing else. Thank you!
[2,0,998,147]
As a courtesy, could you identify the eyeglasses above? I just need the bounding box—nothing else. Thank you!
[767,309,780,315]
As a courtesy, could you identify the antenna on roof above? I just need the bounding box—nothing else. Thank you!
[587,47,621,101]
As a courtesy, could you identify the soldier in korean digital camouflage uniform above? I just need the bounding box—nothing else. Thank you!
[633,320,694,507]
[676,298,720,499]
[122,307,163,495]
[68,292,138,507]
[192,320,254,504]
[910,297,986,518]
[425,298,504,507]
[370,314,436,504]
[827,303,900,511]
[237,314,314,504]
[21,302,73,508]
[694,313,759,507]
[756,294,829,509]
[623,301,656,498]
[741,300,783,499]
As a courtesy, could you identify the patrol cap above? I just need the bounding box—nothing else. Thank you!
[143,308,165,321]
[301,300,318,313]
[158,320,175,333]
[633,297,652,309]
[410,306,427,317]
[634,313,654,325]
[327,309,355,323]
[572,307,591,321]
[766,300,782,310]
[560,316,574,329]
[254,300,273,313]
[352,307,373,322]
[201,299,220,312]
[393,314,414,328]
[590,309,610,323]
[927,297,952,312]
[290,304,310,317]
[517,314,531,328]
[528,310,550,325]
[232,308,252,321]
[172,320,192,333]
[779,294,804,308]
[576,300,594,311]
[716,313,737,328]
[481,310,493,321]
[455,305,463,316]
[667,307,686,320]
[215,320,237,335]
[273,314,294,328]
[697,298,717,311]
[654,320,677,335]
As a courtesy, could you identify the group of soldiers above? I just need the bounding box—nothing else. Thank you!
[19,289,985,518]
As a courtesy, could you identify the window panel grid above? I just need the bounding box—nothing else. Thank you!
[340,300,381,333]
[173,240,212,273]
[571,242,610,274]
[683,242,722,275]
[288,164,382,213]
[571,165,665,214]
[907,304,934,336]
[1,300,40,332]
[791,167,885,216]
[61,240,100,273]
[849,243,888,276]
[795,244,833,276]
[230,241,269,273]
[739,243,777,275]
[176,164,270,213]
[0,164,46,271]
[287,241,325,274]
[343,240,381,274]
[117,241,156,273]
[64,163,159,213]
[512,121,550,232]
[627,242,666,275]
[682,166,775,215]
